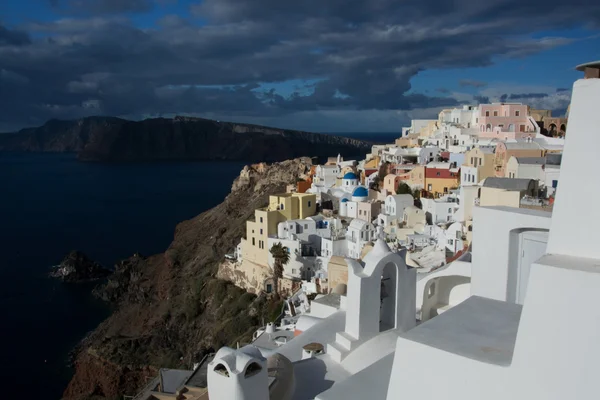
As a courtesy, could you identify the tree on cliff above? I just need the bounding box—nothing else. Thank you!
[396,182,412,195]
[270,242,290,296]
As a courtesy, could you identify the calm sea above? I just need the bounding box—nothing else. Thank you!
[0,131,395,399]
[0,153,246,399]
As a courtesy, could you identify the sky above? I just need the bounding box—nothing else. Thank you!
[1,0,599,133]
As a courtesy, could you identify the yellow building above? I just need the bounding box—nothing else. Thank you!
[243,193,317,267]
[425,162,460,197]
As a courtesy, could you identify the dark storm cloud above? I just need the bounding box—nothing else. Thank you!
[0,25,31,46]
[1,0,599,130]
[474,95,491,104]
[459,79,487,88]
[51,0,154,14]
[509,93,549,99]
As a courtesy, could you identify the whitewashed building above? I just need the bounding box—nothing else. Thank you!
[200,62,600,400]
[346,219,375,259]
[421,193,460,224]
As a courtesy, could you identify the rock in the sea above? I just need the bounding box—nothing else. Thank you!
[50,251,112,283]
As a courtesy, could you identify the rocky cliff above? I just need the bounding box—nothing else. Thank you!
[0,116,371,162]
[50,251,112,283]
[63,158,312,400]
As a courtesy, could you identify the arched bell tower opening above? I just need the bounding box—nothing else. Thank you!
[380,262,398,332]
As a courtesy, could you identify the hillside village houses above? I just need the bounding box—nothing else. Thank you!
[134,61,600,400]
[218,96,567,298]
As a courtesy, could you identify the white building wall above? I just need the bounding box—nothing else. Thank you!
[461,166,479,186]
[418,147,440,165]
[543,166,560,197]
[471,206,551,302]
[548,76,600,260]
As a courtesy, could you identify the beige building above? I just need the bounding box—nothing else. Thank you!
[403,205,426,228]
[383,174,402,193]
[405,165,425,188]
[505,156,545,180]
[493,141,544,177]
[395,134,420,148]
[327,256,349,292]
[461,147,495,185]
[479,177,538,208]
[357,201,381,223]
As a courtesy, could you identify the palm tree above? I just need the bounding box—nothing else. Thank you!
[270,242,290,296]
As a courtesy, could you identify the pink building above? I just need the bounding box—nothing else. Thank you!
[478,103,537,140]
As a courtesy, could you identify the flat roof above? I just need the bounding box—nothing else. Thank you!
[160,369,194,393]
[185,354,215,388]
[252,328,296,351]
[312,293,342,308]
[400,296,522,366]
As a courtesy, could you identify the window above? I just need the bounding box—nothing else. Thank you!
[260,229,263,235]
[515,110,520,116]
[493,111,498,116]
[428,184,432,191]
[308,200,312,207]
[281,203,285,210]
[444,187,448,193]
[214,364,230,377]
[552,180,558,188]
[448,239,454,245]
[346,181,349,186]
[448,208,452,213]
[285,247,290,253]
[304,224,308,229]
[471,157,474,164]
[245,362,262,378]
[292,269,297,274]
[476,118,478,123]
[436,172,440,176]
[266,284,272,293]
[252,238,256,246]
[447,215,451,221]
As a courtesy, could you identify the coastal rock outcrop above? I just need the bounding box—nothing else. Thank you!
[50,251,112,283]
[64,158,312,399]
[0,116,371,162]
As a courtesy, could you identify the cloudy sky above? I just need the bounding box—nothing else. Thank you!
[1,0,598,133]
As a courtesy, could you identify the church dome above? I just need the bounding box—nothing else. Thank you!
[343,172,358,180]
[352,186,368,197]
[341,198,349,203]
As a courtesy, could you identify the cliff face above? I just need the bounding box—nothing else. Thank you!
[0,116,371,162]
[64,158,312,400]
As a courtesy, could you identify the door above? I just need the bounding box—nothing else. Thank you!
[517,231,548,304]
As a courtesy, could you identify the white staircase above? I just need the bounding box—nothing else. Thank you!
[327,331,359,362]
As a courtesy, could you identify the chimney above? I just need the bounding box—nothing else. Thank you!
[576,61,600,79]
[547,61,600,259]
